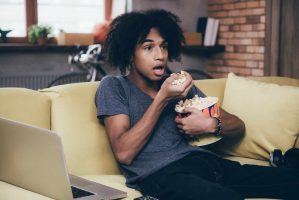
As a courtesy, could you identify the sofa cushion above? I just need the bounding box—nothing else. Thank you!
[81,175,142,199]
[213,73,299,160]
[41,82,120,176]
[0,181,53,200]
[0,88,51,129]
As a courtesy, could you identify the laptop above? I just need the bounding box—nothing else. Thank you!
[0,117,127,200]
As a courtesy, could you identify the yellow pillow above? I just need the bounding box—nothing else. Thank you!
[0,88,51,129]
[214,73,299,160]
[41,82,120,175]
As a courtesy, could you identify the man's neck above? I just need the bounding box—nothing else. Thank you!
[127,73,160,98]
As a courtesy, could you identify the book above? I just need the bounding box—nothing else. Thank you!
[210,19,219,46]
[196,17,208,42]
[204,18,215,46]
[197,17,220,46]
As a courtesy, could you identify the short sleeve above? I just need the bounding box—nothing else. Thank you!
[95,76,129,123]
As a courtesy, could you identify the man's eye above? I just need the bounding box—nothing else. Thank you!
[144,46,153,51]
[161,44,168,49]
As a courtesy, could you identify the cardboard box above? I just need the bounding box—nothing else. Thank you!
[57,32,94,45]
[184,32,202,45]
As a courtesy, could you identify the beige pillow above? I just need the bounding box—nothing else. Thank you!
[41,82,120,175]
[213,73,299,160]
[0,88,51,129]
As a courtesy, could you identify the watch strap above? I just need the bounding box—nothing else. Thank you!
[212,117,222,137]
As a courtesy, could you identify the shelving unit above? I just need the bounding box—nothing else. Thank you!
[0,44,87,53]
[0,44,225,54]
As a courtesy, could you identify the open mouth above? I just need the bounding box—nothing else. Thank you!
[153,65,165,76]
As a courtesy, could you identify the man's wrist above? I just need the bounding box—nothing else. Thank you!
[212,117,222,137]
[153,92,168,109]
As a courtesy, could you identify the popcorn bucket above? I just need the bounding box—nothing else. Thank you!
[176,96,220,118]
[175,96,222,146]
[202,103,220,117]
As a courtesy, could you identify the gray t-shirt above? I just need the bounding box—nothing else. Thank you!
[95,75,213,189]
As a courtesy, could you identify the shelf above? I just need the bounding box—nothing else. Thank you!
[0,43,225,54]
[182,45,225,54]
[0,44,88,53]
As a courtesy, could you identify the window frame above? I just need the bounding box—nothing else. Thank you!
[7,0,112,44]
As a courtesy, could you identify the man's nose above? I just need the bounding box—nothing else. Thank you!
[154,47,164,60]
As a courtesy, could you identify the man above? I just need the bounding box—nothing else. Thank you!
[96,9,299,200]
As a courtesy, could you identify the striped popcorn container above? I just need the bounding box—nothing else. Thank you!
[175,96,220,118]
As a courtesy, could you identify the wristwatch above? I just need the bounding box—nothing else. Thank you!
[212,117,222,137]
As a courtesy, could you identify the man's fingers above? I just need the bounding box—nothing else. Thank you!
[182,70,192,80]
[179,129,185,133]
[183,107,199,114]
[187,79,194,90]
[175,116,182,123]
[178,78,193,97]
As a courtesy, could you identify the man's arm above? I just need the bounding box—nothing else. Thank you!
[175,107,245,138]
[104,73,194,165]
[217,108,245,138]
[104,95,167,165]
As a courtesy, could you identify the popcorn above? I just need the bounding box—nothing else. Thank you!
[175,95,220,117]
[171,71,186,86]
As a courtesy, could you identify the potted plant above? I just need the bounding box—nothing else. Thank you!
[28,24,52,45]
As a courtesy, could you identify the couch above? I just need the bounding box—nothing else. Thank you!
[0,75,299,200]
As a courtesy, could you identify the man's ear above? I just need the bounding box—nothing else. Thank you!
[128,62,133,71]
[129,56,135,67]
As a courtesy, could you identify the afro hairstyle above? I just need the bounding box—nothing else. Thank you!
[103,9,185,75]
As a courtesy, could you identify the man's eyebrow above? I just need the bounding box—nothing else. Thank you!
[140,39,154,44]
[140,38,167,44]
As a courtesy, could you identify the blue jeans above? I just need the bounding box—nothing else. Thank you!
[138,152,299,200]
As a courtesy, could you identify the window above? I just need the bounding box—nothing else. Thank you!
[0,0,107,43]
[38,0,104,35]
[0,0,26,37]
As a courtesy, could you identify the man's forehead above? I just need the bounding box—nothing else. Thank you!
[140,38,167,44]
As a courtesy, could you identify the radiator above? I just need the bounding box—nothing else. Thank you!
[0,75,61,90]
[0,74,89,90]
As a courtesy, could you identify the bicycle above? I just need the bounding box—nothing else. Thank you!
[47,44,107,87]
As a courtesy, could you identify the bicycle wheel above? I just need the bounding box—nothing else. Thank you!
[47,72,91,87]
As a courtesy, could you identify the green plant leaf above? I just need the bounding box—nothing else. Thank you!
[28,24,52,43]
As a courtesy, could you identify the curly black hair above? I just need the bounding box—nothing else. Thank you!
[103,9,185,75]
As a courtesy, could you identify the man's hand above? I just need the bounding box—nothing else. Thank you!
[175,107,246,139]
[158,71,193,102]
[175,107,216,136]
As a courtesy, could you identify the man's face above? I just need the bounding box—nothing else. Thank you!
[131,28,168,81]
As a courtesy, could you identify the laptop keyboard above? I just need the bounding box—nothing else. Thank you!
[71,186,94,198]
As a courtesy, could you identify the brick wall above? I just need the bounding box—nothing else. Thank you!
[207,0,266,78]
